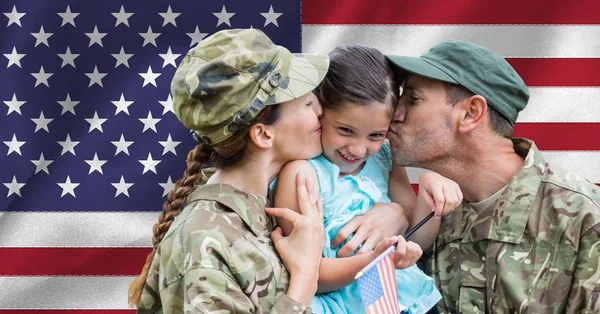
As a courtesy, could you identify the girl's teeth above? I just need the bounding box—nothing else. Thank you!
[341,152,357,160]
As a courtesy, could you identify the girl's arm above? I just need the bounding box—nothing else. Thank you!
[388,162,417,216]
[389,165,462,250]
[274,160,385,293]
[388,163,439,249]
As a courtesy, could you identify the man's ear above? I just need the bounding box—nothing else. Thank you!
[248,123,275,149]
[457,95,487,134]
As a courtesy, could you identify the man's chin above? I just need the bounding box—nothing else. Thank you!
[390,151,418,168]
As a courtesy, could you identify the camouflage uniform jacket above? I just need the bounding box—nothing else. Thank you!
[431,138,600,313]
[137,183,312,314]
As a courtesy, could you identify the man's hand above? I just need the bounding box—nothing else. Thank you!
[332,202,409,257]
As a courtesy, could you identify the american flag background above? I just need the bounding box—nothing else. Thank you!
[357,251,400,314]
[1,0,599,312]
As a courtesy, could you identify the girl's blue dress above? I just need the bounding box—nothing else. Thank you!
[272,144,441,314]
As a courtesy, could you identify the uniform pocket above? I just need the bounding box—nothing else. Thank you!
[458,285,486,314]
[244,232,291,289]
[488,242,576,312]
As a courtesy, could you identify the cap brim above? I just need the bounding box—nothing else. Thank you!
[386,55,458,84]
[271,53,329,104]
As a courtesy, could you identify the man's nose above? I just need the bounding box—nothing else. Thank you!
[393,105,406,122]
[390,106,405,129]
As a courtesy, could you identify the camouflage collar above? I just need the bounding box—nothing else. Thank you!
[456,138,545,244]
[185,183,271,236]
[478,138,542,243]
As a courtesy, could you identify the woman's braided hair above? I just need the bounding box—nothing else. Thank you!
[128,105,281,306]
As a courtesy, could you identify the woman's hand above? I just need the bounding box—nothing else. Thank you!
[418,172,463,217]
[332,202,409,257]
[265,171,324,302]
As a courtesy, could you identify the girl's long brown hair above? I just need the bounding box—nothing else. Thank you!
[128,105,281,306]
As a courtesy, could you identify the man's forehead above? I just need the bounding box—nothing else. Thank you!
[403,74,444,91]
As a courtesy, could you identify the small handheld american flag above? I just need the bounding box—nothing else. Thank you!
[357,250,400,314]
[355,211,435,313]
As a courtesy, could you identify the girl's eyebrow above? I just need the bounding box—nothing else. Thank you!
[334,121,354,129]
[336,120,388,134]
[371,129,389,134]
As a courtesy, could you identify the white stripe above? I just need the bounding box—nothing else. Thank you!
[3,152,598,248]
[521,88,600,123]
[407,151,600,183]
[0,276,135,309]
[0,212,155,247]
[366,303,372,314]
[373,302,382,314]
[303,25,600,57]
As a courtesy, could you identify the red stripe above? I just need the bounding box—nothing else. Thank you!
[411,183,600,194]
[514,123,600,150]
[506,59,600,87]
[381,255,396,313]
[0,248,151,276]
[386,255,399,313]
[0,310,135,314]
[303,0,600,24]
[387,256,399,313]
[379,258,391,313]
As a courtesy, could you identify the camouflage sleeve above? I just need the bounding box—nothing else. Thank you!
[565,222,600,314]
[183,267,312,314]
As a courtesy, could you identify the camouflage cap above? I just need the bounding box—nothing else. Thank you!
[171,28,329,145]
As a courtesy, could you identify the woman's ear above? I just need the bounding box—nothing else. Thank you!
[457,95,487,134]
[248,123,275,149]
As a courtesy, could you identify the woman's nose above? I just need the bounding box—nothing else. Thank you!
[313,96,323,118]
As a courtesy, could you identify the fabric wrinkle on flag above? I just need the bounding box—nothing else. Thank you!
[357,252,400,314]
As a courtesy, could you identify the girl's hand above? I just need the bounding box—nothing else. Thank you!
[370,236,398,259]
[370,236,422,270]
[391,236,422,269]
[265,171,324,278]
[418,172,463,217]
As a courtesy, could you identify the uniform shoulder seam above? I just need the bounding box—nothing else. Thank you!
[544,181,600,235]
[544,180,600,209]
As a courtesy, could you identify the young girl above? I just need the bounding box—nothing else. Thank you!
[272,46,463,314]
